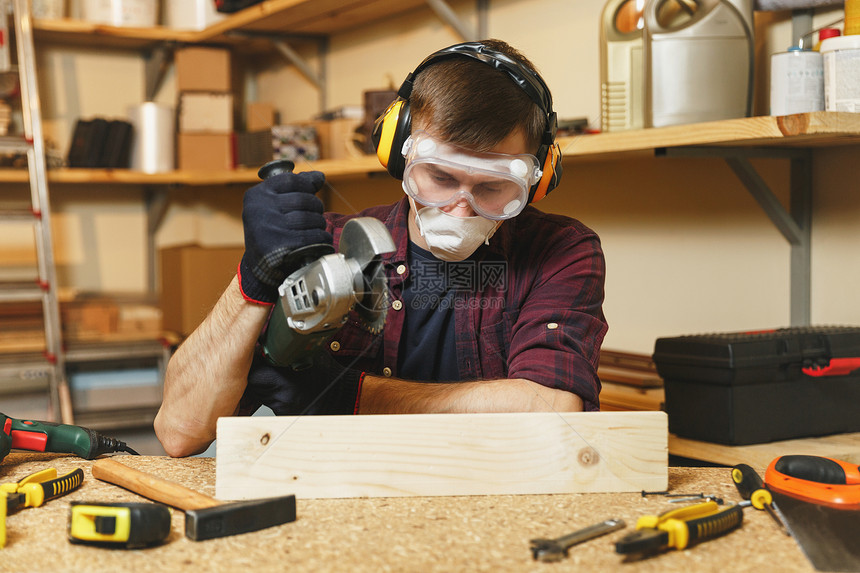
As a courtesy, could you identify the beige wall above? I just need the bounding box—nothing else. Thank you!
[14,0,860,354]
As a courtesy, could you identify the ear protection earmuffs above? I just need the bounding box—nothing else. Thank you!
[372,42,562,204]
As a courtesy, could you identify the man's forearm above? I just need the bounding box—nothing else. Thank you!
[357,376,584,414]
[155,275,270,457]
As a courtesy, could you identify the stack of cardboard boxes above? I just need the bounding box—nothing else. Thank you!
[175,46,235,170]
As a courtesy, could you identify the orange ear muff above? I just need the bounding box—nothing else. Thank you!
[373,100,403,169]
[529,142,562,204]
[372,99,412,179]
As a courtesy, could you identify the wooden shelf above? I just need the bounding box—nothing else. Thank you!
[32,18,189,49]
[33,0,433,49]
[0,155,386,185]
[191,0,431,40]
[559,111,860,161]
[5,113,860,186]
[561,111,860,161]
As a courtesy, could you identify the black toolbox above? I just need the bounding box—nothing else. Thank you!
[653,326,860,445]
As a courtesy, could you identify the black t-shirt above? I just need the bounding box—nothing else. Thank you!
[397,241,460,382]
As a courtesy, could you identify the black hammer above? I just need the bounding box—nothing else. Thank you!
[91,458,296,541]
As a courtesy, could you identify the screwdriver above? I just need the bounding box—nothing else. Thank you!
[731,463,788,535]
[615,500,743,558]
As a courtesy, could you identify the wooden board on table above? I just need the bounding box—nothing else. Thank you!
[598,350,663,389]
[600,381,665,412]
[216,411,668,500]
[668,432,860,468]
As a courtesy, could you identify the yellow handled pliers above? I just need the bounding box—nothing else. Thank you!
[615,500,744,557]
[1,467,84,548]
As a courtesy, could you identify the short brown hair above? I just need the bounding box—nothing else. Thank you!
[409,39,547,154]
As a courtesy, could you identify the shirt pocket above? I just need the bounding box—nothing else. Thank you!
[476,309,518,380]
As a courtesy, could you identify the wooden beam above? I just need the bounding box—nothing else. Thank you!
[668,432,860,468]
[215,411,668,500]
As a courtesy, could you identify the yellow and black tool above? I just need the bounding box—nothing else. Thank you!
[731,463,788,534]
[1,467,84,548]
[615,500,743,558]
[69,502,171,548]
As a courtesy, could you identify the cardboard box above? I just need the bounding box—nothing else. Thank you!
[175,46,231,92]
[313,118,364,159]
[63,300,120,337]
[178,133,234,170]
[247,102,276,132]
[160,244,244,336]
[179,92,234,133]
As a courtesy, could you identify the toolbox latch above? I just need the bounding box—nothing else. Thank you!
[802,357,860,378]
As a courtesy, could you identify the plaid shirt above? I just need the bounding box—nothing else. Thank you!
[325,196,607,411]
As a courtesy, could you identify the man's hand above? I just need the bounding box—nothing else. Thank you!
[242,352,364,415]
[238,170,332,304]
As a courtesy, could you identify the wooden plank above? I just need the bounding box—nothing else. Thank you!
[34,18,192,49]
[598,365,662,388]
[562,111,860,159]
[215,411,668,500]
[668,432,860,468]
[0,156,386,186]
[600,349,658,373]
[599,382,664,412]
[3,113,860,186]
[193,0,429,40]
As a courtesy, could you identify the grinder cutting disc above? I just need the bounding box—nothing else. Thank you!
[354,260,388,334]
[339,217,394,334]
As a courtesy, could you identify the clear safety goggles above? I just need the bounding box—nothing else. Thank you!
[400,131,543,220]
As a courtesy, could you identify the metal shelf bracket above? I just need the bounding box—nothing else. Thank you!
[144,43,175,101]
[660,146,813,326]
[145,186,170,295]
[427,0,489,41]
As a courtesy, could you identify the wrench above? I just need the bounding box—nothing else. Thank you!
[530,518,626,562]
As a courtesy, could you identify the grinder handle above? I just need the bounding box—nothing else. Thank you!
[257,159,295,180]
[92,458,220,511]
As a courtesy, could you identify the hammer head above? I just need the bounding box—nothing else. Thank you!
[185,495,296,541]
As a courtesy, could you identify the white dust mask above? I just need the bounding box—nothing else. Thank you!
[409,196,500,262]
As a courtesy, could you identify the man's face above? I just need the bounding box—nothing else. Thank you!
[406,126,533,219]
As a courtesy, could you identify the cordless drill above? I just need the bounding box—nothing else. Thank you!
[0,412,139,464]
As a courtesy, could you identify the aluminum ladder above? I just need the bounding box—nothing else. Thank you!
[0,0,72,423]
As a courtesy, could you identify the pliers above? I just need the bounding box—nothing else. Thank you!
[1,467,84,548]
[615,500,744,558]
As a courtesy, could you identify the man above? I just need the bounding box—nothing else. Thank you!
[155,39,607,457]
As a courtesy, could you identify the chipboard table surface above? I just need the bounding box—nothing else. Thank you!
[1,453,816,573]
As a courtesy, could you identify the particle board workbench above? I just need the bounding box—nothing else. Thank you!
[1,453,817,572]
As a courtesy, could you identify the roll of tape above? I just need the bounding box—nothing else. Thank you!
[128,103,174,173]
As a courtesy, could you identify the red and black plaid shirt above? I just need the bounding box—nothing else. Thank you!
[325,197,607,411]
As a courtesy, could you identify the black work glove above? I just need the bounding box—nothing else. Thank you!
[238,170,332,304]
[241,351,364,416]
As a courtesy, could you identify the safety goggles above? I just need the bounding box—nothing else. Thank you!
[400,131,543,220]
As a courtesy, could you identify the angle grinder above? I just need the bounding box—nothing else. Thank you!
[256,160,395,369]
